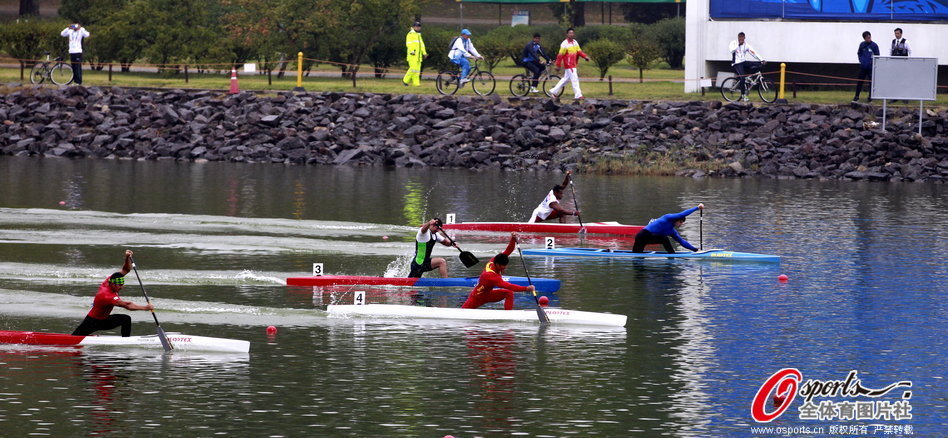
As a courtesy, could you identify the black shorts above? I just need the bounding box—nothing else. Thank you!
[408,261,434,278]
[72,314,132,337]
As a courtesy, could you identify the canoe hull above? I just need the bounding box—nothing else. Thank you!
[441,221,643,236]
[0,331,250,353]
[521,247,780,262]
[287,275,561,293]
[326,304,627,327]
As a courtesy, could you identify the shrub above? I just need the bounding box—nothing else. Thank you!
[627,37,662,82]
[584,39,625,80]
[651,17,685,69]
[575,25,633,47]
[0,19,69,68]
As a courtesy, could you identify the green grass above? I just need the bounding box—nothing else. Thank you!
[3,63,946,106]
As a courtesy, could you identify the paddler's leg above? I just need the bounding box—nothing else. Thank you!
[632,229,652,252]
[101,314,133,337]
[71,316,98,336]
[661,238,676,254]
[431,257,448,277]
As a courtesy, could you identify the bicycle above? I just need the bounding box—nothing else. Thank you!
[509,63,562,97]
[436,59,495,96]
[720,66,777,103]
[30,52,74,86]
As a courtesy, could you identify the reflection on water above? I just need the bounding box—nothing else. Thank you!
[0,157,945,436]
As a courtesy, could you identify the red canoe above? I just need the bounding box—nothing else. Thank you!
[441,221,644,236]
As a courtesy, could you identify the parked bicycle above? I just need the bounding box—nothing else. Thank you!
[30,52,74,86]
[436,60,495,96]
[720,68,777,103]
[509,63,562,97]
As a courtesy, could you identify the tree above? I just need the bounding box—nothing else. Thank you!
[651,17,685,69]
[584,39,625,80]
[627,38,661,83]
[420,27,456,73]
[59,0,129,25]
[0,19,66,71]
[475,32,511,72]
[367,30,403,78]
[548,1,585,27]
[19,0,39,17]
[620,3,681,24]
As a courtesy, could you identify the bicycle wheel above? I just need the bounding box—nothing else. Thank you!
[509,74,530,97]
[757,77,778,103]
[720,77,742,102]
[543,75,562,97]
[29,63,47,85]
[436,71,459,95]
[50,63,74,85]
[471,71,495,96]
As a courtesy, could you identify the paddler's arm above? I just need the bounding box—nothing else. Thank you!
[549,201,578,217]
[670,229,698,252]
[119,249,133,275]
[502,232,518,256]
[114,299,153,311]
[667,204,702,222]
[561,170,572,188]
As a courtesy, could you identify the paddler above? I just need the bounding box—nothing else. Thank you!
[72,250,154,337]
[528,170,580,223]
[409,218,456,278]
[632,204,704,254]
[461,232,535,310]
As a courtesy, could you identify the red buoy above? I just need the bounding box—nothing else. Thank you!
[538,296,549,307]
[266,325,277,334]
[778,274,789,283]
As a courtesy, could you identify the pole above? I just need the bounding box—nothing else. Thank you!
[293,52,305,92]
[778,62,786,100]
[108,63,113,82]
[608,75,613,95]
[184,65,188,84]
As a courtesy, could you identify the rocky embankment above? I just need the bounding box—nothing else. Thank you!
[2,85,946,182]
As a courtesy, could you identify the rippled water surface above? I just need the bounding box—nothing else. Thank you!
[0,157,945,436]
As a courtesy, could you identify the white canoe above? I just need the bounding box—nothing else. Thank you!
[0,331,250,353]
[326,304,627,327]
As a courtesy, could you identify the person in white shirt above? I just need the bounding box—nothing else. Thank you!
[528,171,580,223]
[448,29,483,86]
[890,28,912,57]
[728,32,765,102]
[60,23,90,85]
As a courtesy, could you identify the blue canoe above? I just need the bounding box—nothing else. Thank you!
[287,275,561,292]
[520,248,780,262]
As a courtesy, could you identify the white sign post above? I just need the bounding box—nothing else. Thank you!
[545,237,556,249]
[871,56,938,135]
[312,263,324,276]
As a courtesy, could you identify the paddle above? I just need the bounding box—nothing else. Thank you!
[129,256,174,352]
[569,180,586,234]
[699,207,703,251]
[437,228,479,268]
[515,237,549,324]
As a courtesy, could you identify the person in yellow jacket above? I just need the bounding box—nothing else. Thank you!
[403,21,427,87]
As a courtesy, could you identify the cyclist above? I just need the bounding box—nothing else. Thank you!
[728,32,765,102]
[448,29,483,86]
[522,33,552,94]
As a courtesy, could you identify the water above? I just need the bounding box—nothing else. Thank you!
[0,156,945,436]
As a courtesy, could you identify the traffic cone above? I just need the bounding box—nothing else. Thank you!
[229,67,239,94]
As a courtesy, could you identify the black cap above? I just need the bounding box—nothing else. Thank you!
[413,21,422,27]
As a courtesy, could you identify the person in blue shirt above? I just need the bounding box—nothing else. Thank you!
[522,33,552,93]
[632,204,704,253]
[853,31,880,103]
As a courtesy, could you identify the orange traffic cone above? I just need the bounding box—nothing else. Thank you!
[229,67,239,94]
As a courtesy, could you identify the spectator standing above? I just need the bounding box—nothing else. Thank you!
[60,22,89,85]
[853,31,879,103]
[402,21,427,87]
[890,28,912,56]
[728,32,765,102]
[549,28,591,101]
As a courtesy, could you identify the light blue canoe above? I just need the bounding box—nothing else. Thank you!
[520,247,780,263]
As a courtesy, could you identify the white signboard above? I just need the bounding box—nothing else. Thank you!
[871,57,937,101]
[512,10,529,26]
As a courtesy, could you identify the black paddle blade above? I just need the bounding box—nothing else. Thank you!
[156,326,174,351]
[535,305,550,324]
[459,251,479,268]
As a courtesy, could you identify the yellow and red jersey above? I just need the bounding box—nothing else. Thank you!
[554,38,588,70]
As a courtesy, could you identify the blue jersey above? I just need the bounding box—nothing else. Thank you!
[643,206,699,251]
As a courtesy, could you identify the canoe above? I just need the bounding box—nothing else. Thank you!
[0,331,250,353]
[287,275,561,293]
[326,304,627,327]
[441,221,643,236]
[521,247,781,262]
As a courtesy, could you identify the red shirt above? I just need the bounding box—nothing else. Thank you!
[468,237,528,296]
[87,278,121,320]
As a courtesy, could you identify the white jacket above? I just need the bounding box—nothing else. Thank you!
[448,37,481,60]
